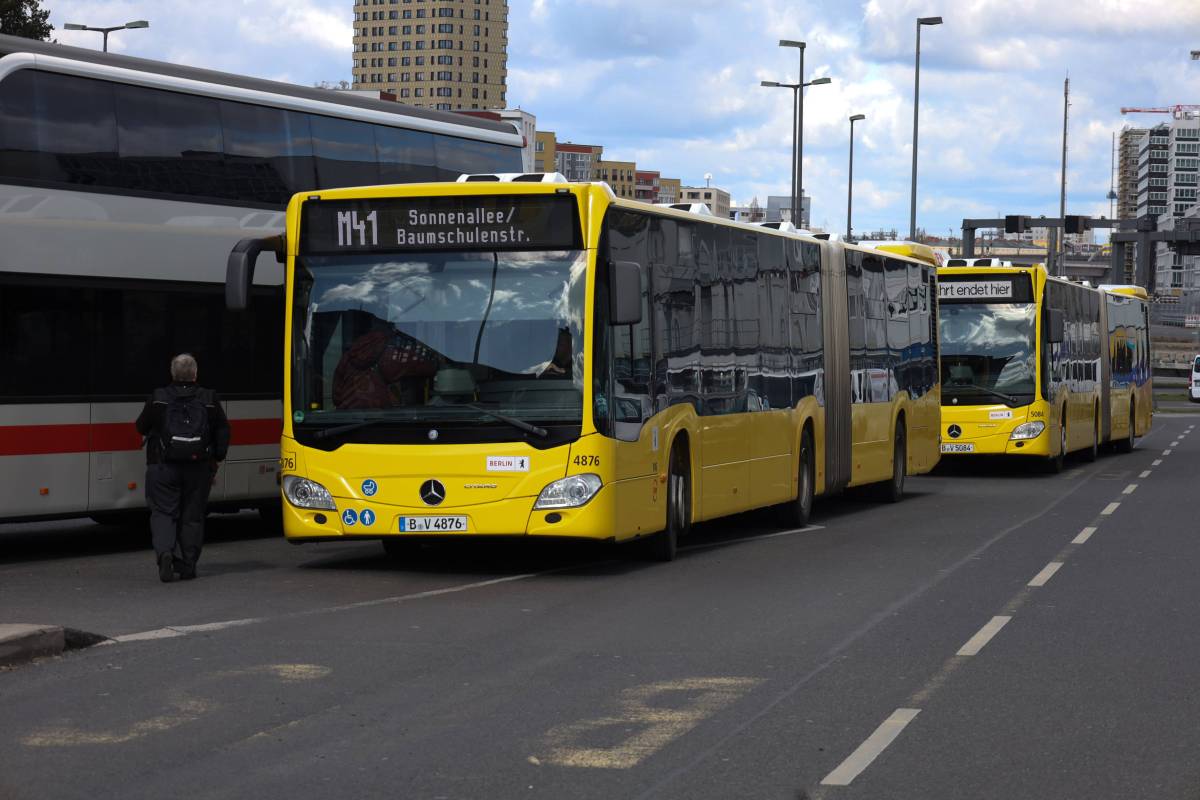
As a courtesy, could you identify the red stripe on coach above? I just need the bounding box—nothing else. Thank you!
[0,418,282,456]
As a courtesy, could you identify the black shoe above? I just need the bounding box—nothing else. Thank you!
[178,565,197,581]
[158,552,177,583]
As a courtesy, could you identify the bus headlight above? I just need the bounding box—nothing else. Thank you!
[282,475,336,510]
[1009,421,1045,441]
[534,474,602,509]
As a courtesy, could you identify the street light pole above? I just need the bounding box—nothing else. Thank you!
[847,114,865,240]
[909,15,942,242]
[761,47,831,230]
[63,20,149,52]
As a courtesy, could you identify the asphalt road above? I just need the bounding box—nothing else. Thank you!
[0,415,1197,800]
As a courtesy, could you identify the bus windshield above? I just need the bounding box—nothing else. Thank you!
[939,302,1037,405]
[291,249,587,441]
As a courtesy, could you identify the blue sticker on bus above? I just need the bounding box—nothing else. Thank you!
[362,479,378,497]
[360,508,376,526]
[342,508,358,527]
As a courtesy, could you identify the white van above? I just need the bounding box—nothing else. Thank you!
[1191,356,1200,402]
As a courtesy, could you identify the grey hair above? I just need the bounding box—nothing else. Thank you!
[170,353,198,382]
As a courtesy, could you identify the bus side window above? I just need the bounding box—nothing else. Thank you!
[605,209,654,441]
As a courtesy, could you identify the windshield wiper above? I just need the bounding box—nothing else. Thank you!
[312,417,398,440]
[463,403,548,438]
[945,383,1019,404]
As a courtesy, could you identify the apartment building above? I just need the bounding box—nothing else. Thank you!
[593,160,636,199]
[1136,117,1200,288]
[351,0,508,111]
[679,185,731,219]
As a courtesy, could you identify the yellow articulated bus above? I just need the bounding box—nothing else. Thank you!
[227,177,940,560]
[938,263,1151,470]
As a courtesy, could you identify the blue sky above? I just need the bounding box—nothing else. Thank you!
[47,0,1200,239]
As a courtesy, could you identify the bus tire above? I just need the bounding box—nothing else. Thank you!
[1047,413,1067,473]
[874,420,906,503]
[779,427,815,528]
[648,443,690,562]
[1083,407,1099,462]
[1115,405,1135,454]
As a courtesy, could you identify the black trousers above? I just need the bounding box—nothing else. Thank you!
[146,462,213,567]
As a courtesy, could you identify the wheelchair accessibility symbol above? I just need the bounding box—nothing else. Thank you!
[342,508,358,527]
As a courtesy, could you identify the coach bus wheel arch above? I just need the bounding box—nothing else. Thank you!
[647,438,691,563]
[1116,402,1135,454]
[874,414,906,503]
[779,422,815,528]
[1047,409,1067,473]
[1083,404,1099,463]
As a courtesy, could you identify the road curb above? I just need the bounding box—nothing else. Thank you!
[0,624,66,668]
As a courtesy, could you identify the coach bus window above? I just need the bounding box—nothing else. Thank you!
[434,134,521,179]
[758,234,790,410]
[0,70,119,187]
[0,279,90,400]
[650,221,700,412]
[376,126,438,183]
[220,102,315,205]
[113,84,224,198]
[605,209,654,438]
[311,116,381,189]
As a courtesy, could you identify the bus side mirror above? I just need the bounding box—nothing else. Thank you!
[611,260,643,325]
[1046,308,1065,343]
[226,235,284,310]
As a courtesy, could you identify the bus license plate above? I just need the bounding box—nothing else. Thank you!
[940,443,976,453]
[399,515,468,533]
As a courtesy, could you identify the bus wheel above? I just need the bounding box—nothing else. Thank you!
[874,421,906,503]
[1047,414,1067,473]
[1115,406,1135,454]
[1083,408,1099,462]
[648,444,690,562]
[779,428,815,528]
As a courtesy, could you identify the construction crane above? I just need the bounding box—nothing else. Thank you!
[1120,104,1200,119]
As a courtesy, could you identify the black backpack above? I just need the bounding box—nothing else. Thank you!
[156,388,213,462]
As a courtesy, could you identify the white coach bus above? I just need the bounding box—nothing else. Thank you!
[0,34,523,523]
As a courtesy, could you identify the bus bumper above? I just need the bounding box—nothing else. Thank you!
[281,484,622,543]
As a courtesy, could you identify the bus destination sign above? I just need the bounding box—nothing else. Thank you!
[938,274,1033,303]
[300,194,581,255]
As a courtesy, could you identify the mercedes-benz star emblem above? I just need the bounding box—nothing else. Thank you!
[428,429,439,441]
[947,424,962,439]
[419,479,446,506]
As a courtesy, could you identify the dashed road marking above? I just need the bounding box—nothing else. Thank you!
[957,615,1012,657]
[682,525,825,552]
[1072,526,1097,544]
[1153,459,1163,466]
[1028,562,1063,587]
[1140,470,1152,478]
[1171,441,1180,447]
[821,709,921,786]
[1123,484,1138,495]
[1164,449,1173,456]
[1101,502,1120,515]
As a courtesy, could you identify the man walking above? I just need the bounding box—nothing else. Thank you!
[136,353,230,582]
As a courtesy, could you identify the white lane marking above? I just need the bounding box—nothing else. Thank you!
[682,525,825,552]
[109,572,544,645]
[1101,502,1120,516]
[1028,562,1063,587]
[1140,470,1152,478]
[1164,449,1173,455]
[1072,526,1097,544]
[956,615,1012,657]
[821,708,921,786]
[1171,441,1180,447]
[1123,484,1138,495]
[1153,459,1163,466]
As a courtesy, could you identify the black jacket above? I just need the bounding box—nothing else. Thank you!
[135,382,231,465]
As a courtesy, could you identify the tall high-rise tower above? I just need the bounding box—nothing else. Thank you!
[351,0,508,111]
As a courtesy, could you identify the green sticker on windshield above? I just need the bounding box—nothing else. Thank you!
[293,411,305,423]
